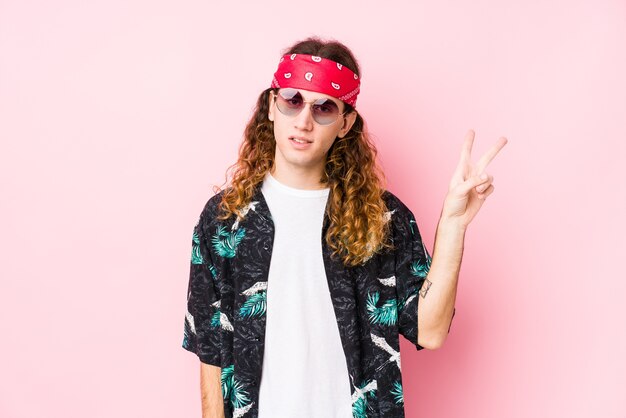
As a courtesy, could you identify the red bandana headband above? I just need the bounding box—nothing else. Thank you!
[271,53,361,107]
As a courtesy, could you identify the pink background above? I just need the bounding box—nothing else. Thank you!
[1,1,625,417]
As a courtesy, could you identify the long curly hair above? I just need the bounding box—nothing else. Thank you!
[215,37,393,267]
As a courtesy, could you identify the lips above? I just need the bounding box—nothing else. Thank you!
[289,136,313,144]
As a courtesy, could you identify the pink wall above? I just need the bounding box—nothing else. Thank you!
[1,1,624,417]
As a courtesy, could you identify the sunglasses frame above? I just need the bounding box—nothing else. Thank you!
[271,88,348,126]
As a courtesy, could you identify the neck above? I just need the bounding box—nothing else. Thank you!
[269,165,328,190]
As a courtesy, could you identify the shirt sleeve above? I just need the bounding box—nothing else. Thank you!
[392,204,456,351]
[182,208,222,366]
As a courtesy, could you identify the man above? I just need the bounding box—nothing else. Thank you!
[182,37,507,418]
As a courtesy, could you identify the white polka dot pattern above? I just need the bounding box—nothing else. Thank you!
[270,53,361,107]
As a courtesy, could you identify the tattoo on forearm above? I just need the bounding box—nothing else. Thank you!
[419,279,432,298]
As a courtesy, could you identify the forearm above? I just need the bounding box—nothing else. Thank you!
[200,363,225,418]
[417,216,466,348]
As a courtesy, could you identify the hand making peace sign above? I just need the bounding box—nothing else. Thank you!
[440,130,508,228]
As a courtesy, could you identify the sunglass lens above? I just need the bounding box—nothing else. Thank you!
[275,89,341,125]
[276,89,303,116]
[312,100,340,125]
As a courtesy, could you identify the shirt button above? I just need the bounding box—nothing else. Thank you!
[262,243,269,250]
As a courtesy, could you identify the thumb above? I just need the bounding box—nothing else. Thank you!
[456,173,488,195]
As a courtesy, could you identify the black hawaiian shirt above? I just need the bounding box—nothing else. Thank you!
[182,182,455,418]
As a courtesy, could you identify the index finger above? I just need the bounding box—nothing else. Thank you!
[459,129,475,166]
[476,136,508,173]
[453,129,476,179]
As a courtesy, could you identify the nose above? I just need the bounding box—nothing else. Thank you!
[293,103,314,131]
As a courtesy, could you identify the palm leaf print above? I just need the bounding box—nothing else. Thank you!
[352,397,368,418]
[230,379,251,409]
[231,201,259,231]
[182,326,190,348]
[211,225,246,258]
[221,364,251,411]
[391,380,404,405]
[209,263,217,278]
[191,230,204,264]
[209,309,234,331]
[383,209,396,223]
[351,379,377,418]
[233,402,254,418]
[371,333,401,370]
[185,311,196,334]
[377,275,396,287]
[366,292,397,326]
[182,311,196,348]
[398,289,418,313]
[239,291,266,318]
[210,300,234,331]
[410,254,432,278]
[210,310,221,328]
[221,364,234,399]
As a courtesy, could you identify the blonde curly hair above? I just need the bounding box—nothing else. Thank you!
[215,37,393,267]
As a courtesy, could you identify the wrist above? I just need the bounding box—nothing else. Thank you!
[432,216,467,265]
[437,214,468,234]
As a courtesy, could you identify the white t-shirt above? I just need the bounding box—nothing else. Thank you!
[257,172,353,418]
